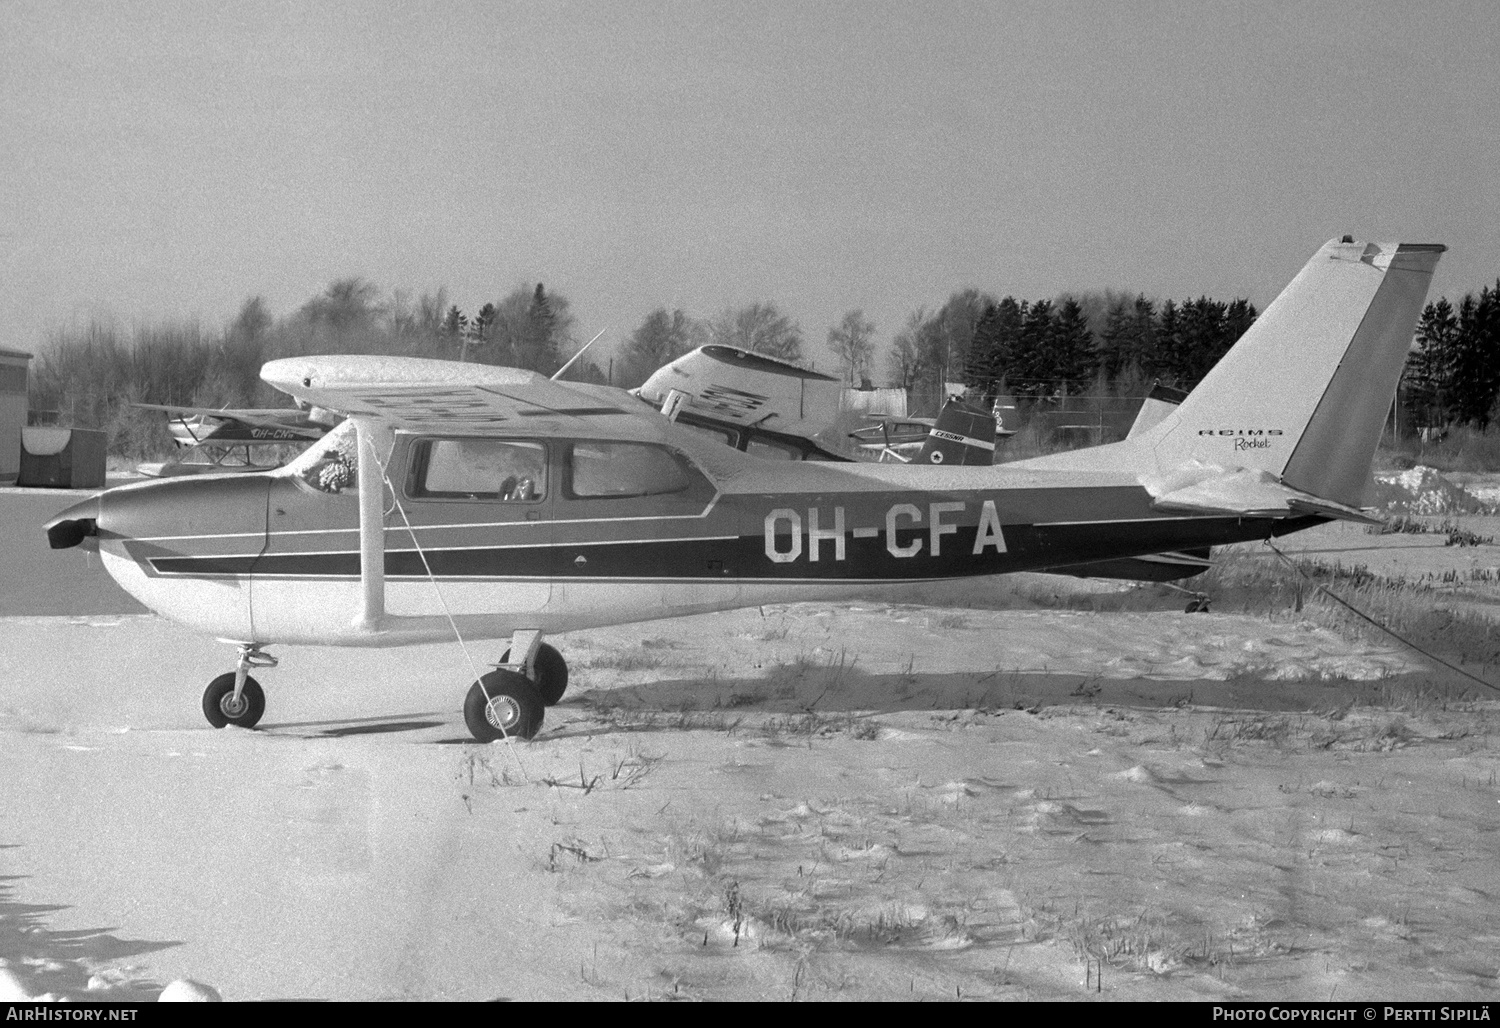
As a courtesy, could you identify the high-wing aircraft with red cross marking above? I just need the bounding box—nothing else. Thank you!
[44,238,1444,742]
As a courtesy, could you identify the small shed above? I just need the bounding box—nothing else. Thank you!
[0,349,31,485]
[841,386,907,419]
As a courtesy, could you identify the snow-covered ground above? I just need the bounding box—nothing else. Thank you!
[2,479,1499,1000]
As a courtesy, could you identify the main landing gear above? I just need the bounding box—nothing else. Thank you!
[202,644,277,729]
[199,634,570,742]
[463,633,569,743]
[1159,581,1212,614]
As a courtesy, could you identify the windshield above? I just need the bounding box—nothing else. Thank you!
[279,418,358,494]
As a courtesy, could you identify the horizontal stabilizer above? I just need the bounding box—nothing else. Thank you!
[1046,548,1214,583]
[1143,462,1383,525]
[1285,496,1385,527]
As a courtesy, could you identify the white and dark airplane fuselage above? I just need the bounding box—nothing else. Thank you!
[81,437,1316,648]
[45,238,1446,739]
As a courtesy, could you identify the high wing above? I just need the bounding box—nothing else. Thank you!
[259,355,660,439]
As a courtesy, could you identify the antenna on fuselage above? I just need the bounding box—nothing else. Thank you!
[550,328,608,382]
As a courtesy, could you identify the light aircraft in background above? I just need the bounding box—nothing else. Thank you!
[634,342,1017,464]
[635,344,865,460]
[134,404,329,477]
[847,416,935,461]
[46,238,1444,742]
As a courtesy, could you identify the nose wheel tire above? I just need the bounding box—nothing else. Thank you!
[202,673,266,729]
[497,642,569,705]
[464,670,544,742]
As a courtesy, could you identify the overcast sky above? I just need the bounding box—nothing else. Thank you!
[3,0,1497,370]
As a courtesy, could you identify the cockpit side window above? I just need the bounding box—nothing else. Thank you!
[565,441,693,499]
[406,439,548,501]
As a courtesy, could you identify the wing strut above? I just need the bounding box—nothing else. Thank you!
[353,417,391,631]
[356,429,532,776]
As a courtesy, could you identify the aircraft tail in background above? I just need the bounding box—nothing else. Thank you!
[916,400,997,466]
[1124,382,1188,441]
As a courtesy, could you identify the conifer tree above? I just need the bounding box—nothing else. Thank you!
[1131,295,1159,375]
[1224,298,1257,349]
[1014,299,1054,397]
[991,296,1023,389]
[472,302,496,341]
[1449,282,1500,427]
[962,302,1003,397]
[524,283,558,372]
[1052,297,1096,383]
[1408,297,1458,429]
[1155,300,1182,387]
[1097,297,1134,377]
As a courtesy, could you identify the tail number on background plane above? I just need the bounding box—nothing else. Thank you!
[763,501,1006,564]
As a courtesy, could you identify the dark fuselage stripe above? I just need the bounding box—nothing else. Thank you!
[143,515,1320,581]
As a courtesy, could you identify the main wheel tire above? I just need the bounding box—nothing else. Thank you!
[497,642,569,706]
[464,670,545,742]
[202,673,266,729]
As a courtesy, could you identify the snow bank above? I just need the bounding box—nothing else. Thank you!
[1372,466,1495,515]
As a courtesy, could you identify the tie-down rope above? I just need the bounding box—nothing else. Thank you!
[361,431,531,780]
[1263,539,1500,696]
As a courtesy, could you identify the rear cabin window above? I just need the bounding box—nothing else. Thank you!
[407,439,547,501]
[678,422,737,448]
[745,438,801,461]
[566,442,692,499]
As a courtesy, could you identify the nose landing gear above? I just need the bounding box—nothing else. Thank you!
[202,644,277,729]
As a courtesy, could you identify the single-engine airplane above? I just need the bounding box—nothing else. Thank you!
[45,238,1444,742]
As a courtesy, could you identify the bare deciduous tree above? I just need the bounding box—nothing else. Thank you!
[299,277,381,334]
[711,302,804,364]
[827,309,876,384]
[886,307,929,392]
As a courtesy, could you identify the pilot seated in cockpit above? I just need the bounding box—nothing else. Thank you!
[498,473,537,502]
[415,439,547,502]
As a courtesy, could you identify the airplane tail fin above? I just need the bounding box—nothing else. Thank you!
[916,399,997,466]
[1056,239,1443,510]
[1155,239,1444,506]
